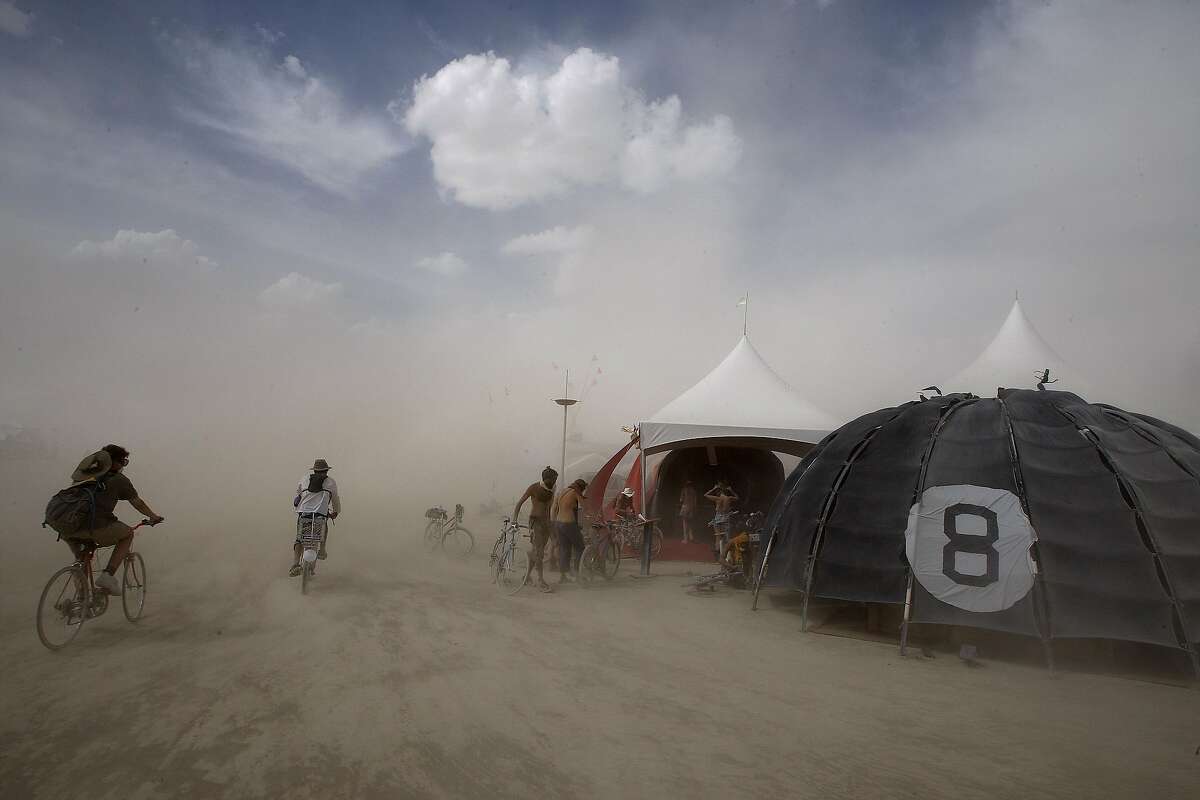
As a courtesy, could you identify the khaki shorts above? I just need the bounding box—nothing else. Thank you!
[75,520,133,547]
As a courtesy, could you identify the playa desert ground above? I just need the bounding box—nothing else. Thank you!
[1,508,1197,800]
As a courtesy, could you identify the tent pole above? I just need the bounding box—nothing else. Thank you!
[640,451,651,577]
[899,397,974,658]
[899,573,915,656]
[751,526,777,611]
[799,556,813,632]
[998,397,1056,675]
[1094,407,1200,682]
[1064,411,1200,682]
[800,427,886,633]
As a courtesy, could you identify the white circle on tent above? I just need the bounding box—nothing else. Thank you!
[904,484,1036,613]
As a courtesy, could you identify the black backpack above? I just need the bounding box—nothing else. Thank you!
[306,472,330,494]
[43,480,104,539]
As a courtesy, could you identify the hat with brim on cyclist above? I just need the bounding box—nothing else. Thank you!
[71,450,113,485]
[311,458,332,471]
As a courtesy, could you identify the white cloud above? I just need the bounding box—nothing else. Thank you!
[259,272,343,308]
[414,251,468,277]
[403,48,742,209]
[254,23,285,45]
[281,54,308,80]
[501,225,593,256]
[71,229,217,268]
[175,40,407,195]
[0,1,34,38]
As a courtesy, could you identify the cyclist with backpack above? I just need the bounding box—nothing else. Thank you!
[47,445,165,595]
[289,458,341,577]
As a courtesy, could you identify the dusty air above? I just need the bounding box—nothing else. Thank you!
[2,1,1198,798]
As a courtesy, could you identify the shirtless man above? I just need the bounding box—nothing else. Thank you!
[552,478,587,583]
[704,479,739,563]
[513,466,558,592]
[678,479,699,543]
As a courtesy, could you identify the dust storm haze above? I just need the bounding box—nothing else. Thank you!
[2,1,1200,798]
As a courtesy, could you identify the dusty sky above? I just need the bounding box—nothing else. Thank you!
[2,0,1198,503]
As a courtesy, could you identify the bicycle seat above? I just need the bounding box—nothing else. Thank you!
[65,539,99,556]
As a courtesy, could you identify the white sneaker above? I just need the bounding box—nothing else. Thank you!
[95,570,122,595]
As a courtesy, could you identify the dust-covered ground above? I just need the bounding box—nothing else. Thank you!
[1,500,1198,800]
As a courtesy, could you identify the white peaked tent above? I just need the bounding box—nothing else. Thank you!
[945,297,1079,397]
[639,336,838,456]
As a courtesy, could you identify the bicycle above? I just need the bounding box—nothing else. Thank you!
[296,515,333,595]
[686,515,764,594]
[489,518,529,595]
[424,504,476,557]
[578,521,622,585]
[615,516,664,559]
[36,519,158,651]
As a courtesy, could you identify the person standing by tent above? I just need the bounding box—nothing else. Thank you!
[513,466,557,593]
[678,479,698,543]
[289,458,340,577]
[705,479,739,563]
[552,478,587,583]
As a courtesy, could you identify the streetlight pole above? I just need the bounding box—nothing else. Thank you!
[553,369,578,490]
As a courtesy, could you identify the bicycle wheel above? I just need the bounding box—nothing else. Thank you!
[122,552,147,622]
[37,566,88,650]
[602,540,621,579]
[441,526,475,557]
[577,544,596,586]
[496,544,529,595]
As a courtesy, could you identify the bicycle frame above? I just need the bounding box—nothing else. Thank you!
[74,519,152,597]
[491,519,528,584]
[428,506,464,541]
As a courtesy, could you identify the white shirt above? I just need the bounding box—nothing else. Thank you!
[295,474,340,516]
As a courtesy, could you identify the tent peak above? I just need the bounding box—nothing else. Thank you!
[945,296,1078,396]
[645,334,838,432]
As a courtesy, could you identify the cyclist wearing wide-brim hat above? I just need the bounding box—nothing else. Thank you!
[290,458,341,577]
[614,486,637,520]
[66,445,165,595]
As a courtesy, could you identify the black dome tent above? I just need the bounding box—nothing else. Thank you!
[754,389,1200,677]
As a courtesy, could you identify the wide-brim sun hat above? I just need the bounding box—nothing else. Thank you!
[71,450,113,484]
[311,458,332,471]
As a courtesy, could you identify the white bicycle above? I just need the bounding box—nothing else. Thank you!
[489,519,529,595]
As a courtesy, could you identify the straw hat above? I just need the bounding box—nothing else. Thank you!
[71,450,112,484]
